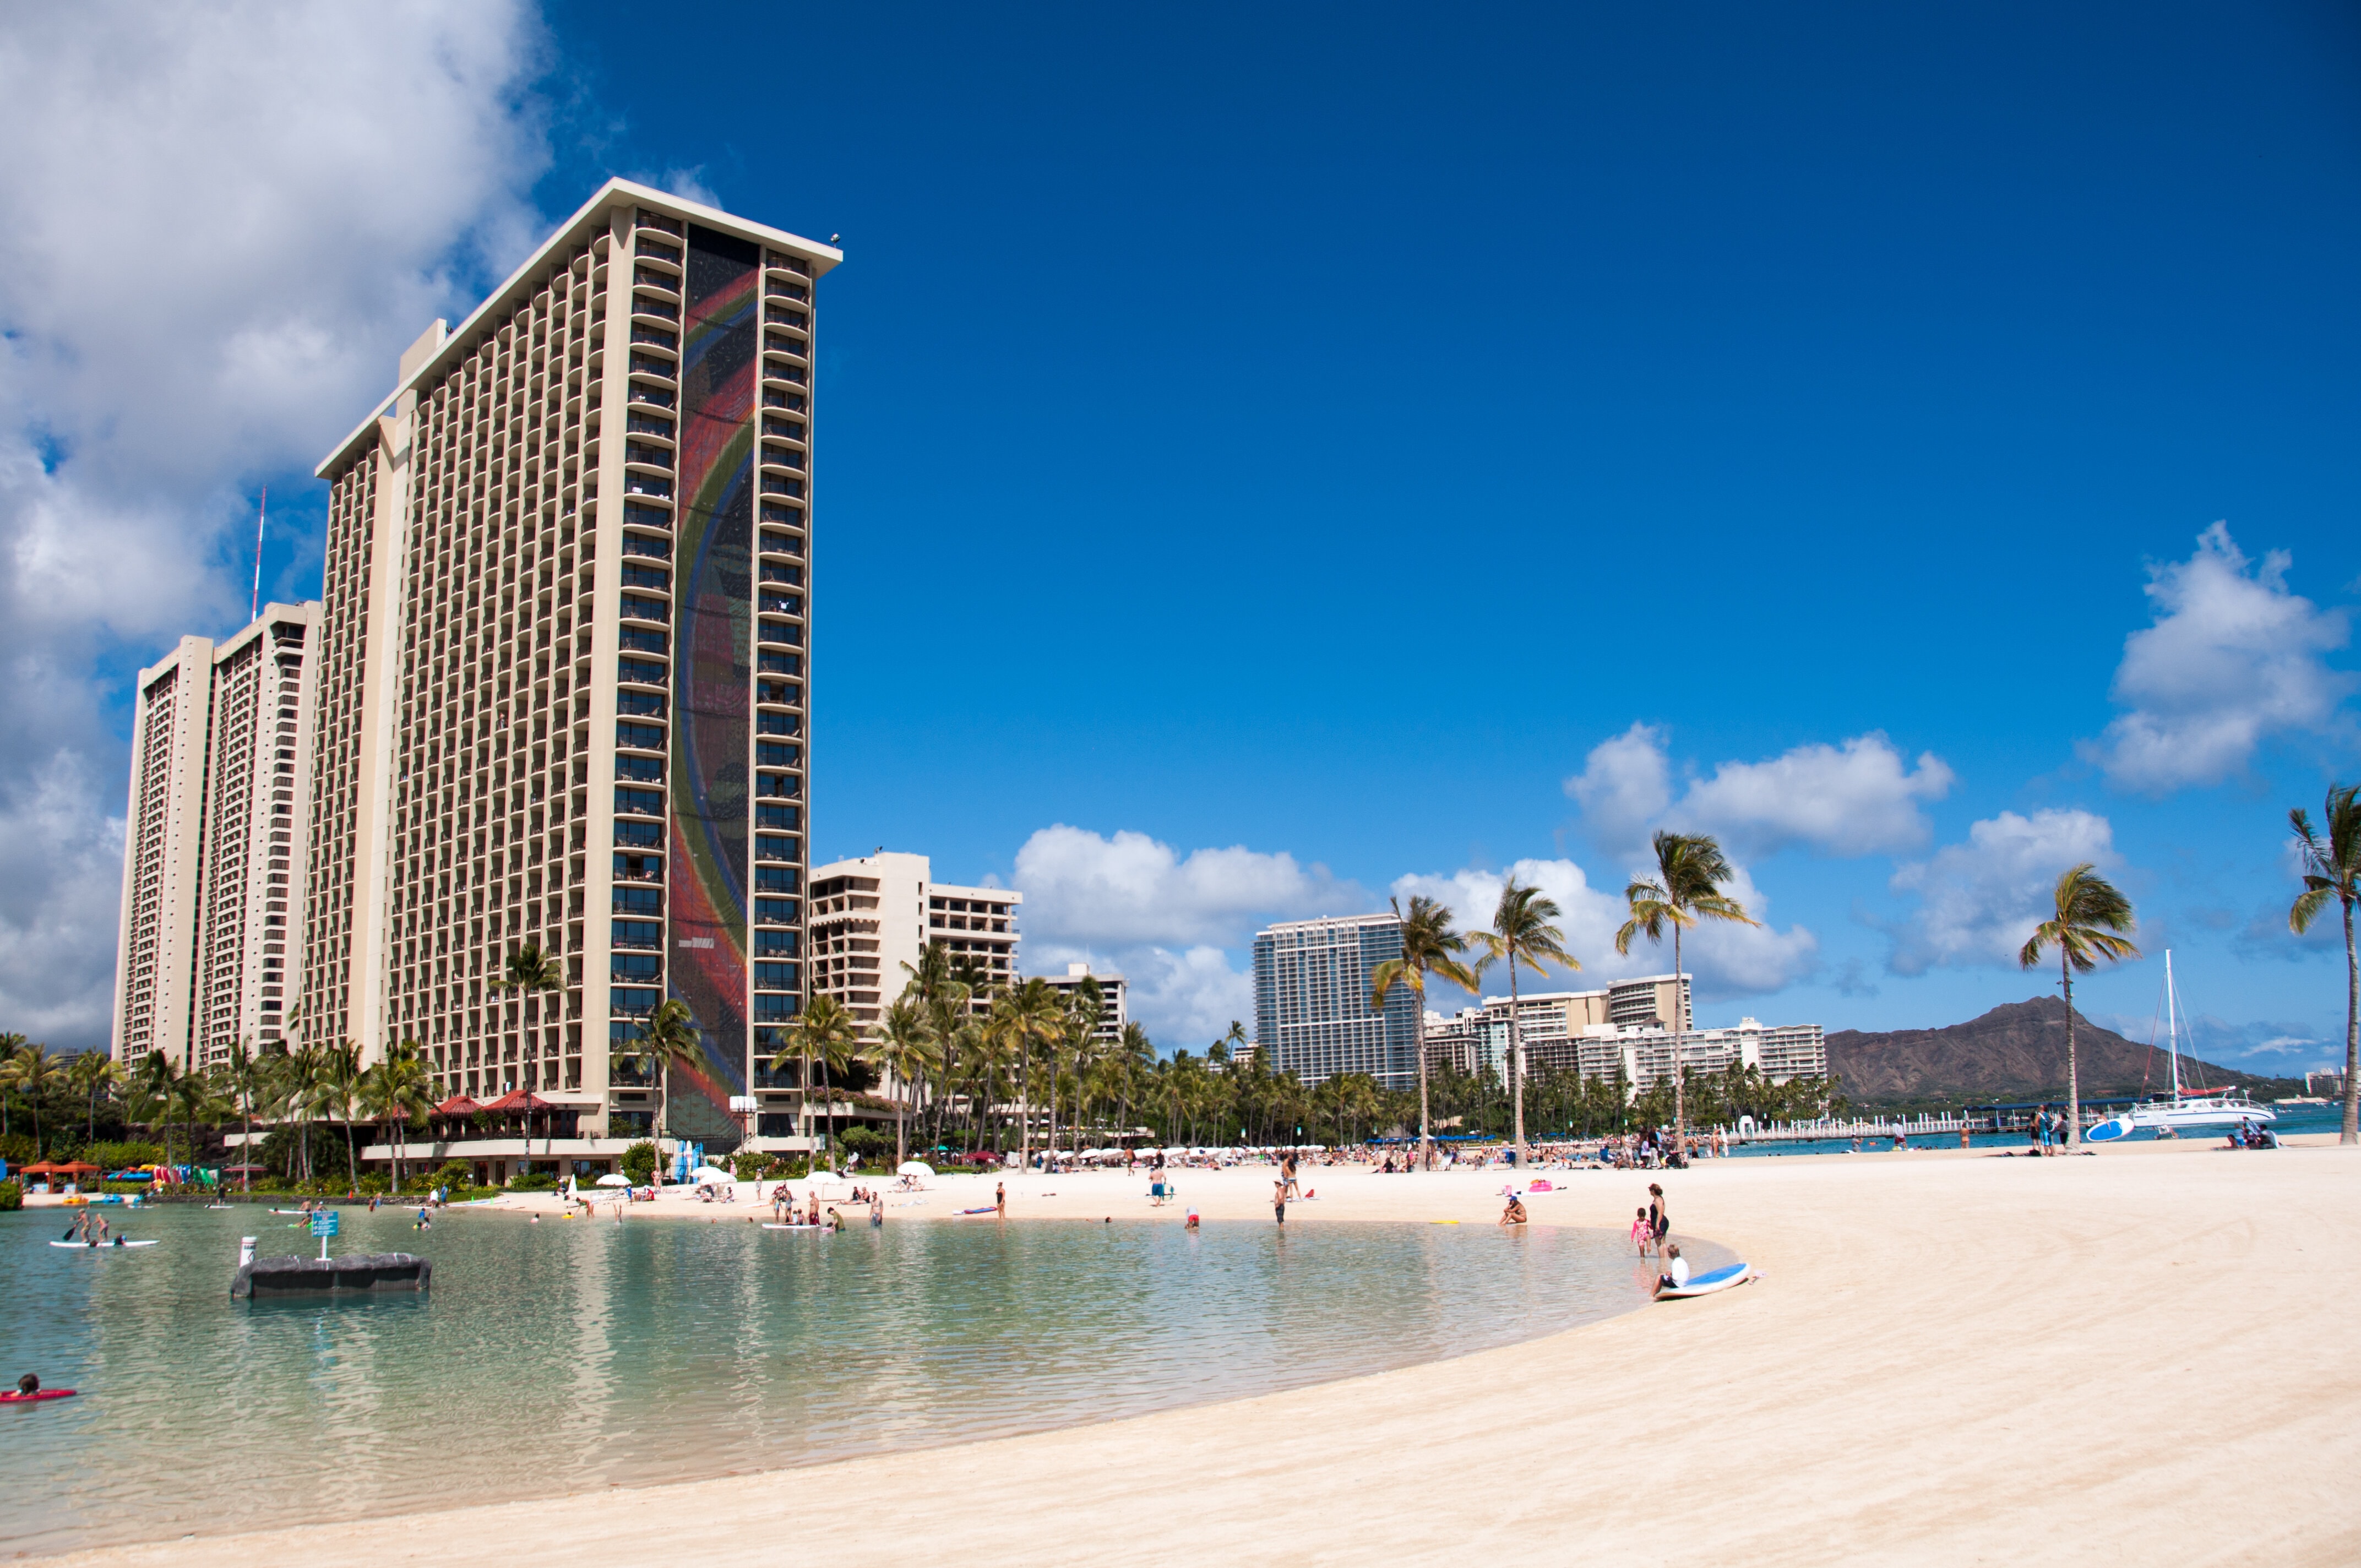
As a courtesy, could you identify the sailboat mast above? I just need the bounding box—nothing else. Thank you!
[2166,949,2182,1098]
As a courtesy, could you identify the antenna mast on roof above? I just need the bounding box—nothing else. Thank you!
[250,486,268,622]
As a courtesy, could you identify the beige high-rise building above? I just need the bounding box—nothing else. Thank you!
[807,851,1021,1025]
[303,179,839,1162]
[112,602,322,1068]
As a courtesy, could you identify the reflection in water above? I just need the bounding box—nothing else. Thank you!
[1,1207,1661,1555]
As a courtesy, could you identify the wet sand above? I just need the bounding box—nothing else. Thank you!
[47,1137,2361,1566]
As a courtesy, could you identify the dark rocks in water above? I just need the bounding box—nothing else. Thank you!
[233,1252,432,1299]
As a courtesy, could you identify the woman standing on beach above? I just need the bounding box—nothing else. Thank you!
[1647,1183,1669,1254]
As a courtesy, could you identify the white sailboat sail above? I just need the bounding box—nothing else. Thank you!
[2125,952,2273,1130]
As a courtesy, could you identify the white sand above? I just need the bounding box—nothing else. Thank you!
[49,1139,2361,1566]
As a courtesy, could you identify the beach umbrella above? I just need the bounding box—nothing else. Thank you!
[595,1173,630,1188]
[896,1160,934,1177]
[688,1166,733,1184]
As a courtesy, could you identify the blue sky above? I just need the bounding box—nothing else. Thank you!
[4,2,2357,1066]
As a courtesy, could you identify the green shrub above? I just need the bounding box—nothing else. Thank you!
[621,1140,657,1184]
[83,1140,164,1170]
[0,1180,20,1211]
[429,1160,474,1193]
[732,1148,772,1179]
[508,1172,559,1191]
[0,1133,34,1165]
[840,1126,890,1160]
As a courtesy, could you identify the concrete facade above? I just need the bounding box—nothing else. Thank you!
[303,180,840,1156]
[1252,913,1421,1089]
[112,604,322,1069]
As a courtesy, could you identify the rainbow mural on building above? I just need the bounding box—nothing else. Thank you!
[666,223,759,1144]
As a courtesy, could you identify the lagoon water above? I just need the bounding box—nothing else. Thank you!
[1,1205,1657,1556]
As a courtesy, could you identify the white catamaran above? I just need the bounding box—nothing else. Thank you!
[2088,952,2273,1141]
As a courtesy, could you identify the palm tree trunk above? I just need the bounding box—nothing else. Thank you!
[1671,926,1686,1157]
[2063,952,2080,1150]
[1414,979,1432,1172]
[2343,898,2357,1145]
[1509,959,1526,1163]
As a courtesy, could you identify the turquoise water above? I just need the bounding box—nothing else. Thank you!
[1722,1102,2348,1158]
[0,1206,1659,1556]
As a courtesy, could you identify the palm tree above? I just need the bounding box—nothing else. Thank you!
[0,1032,23,1141]
[218,1039,268,1193]
[869,997,942,1167]
[3,1042,69,1159]
[275,1043,329,1183]
[361,1040,435,1189]
[1470,879,1579,1164]
[1616,831,1759,1155]
[498,940,565,1083]
[774,994,859,1170]
[1111,1021,1154,1145]
[2019,862,2140,1151]
[166,1070,224,1181]
[130,1050,181,1167]
[67,1050,121,1150]
[319,1044,368,1188]
[1370,894,1479,1173]
[636,999,705,1185]
[2291,783,2361,1145]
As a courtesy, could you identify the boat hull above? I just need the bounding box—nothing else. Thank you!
[2128,1098,2275,1130]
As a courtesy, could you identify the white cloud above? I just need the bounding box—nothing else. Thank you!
[2083,522,2355,792]
[1564,723,1672,859]
[1013,824,1359,948]
[1673,734,1954,857]
[1565,724,1952,859]
[1026,940,1252,1051]
[1389,856,1818,1005]
[1886,808,2117,974]
[0,2,551,1045]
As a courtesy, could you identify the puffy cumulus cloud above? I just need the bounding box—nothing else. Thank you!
[1565,725,1952,859]
[1025,940,1253,1051]
[1885,809,2117,974]
[0,3,551,1044]
[1563,723,1672,860]
[1672,734,1954,857]
[1389,856,1817,1004]
[2083,523,2355,792]
[1013,825,1366,1049]
[1013,825,1359,948]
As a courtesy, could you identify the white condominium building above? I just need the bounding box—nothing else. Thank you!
[302,179,838,1156]
[1041,962,1126,1041]
[807,851,1021,1025]
[1424,979,1827,1091]
[112,604,321,1069]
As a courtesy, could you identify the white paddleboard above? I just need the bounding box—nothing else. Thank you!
[51,1239,160,1249]
[762,1223,829,1231]
[1656,1261,1753,1300]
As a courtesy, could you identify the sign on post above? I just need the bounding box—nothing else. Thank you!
[311,1208,339,1261]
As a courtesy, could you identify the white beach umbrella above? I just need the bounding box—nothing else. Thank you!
[595,1173,630,1188]
[689,1166,734,1184]
[896,1161,935,1177]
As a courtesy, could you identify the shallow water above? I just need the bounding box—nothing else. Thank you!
[0,1206,1662,1555]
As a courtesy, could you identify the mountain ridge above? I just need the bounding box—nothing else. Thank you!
[1824,996,2293,1106]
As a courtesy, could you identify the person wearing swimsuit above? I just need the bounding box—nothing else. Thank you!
[1647,1183,1668,1253]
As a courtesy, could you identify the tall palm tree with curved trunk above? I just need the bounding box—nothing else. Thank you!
[1617,831,1758,1155]
[68,1050,121,1150]
[2291,783,2361,1145]
[1371,894,1479,1172]
[869,997,942,1167]
[630,999,706,1185]
[362,1040,436,1190]
[775,994,861,1171]
[498,940,566,1167]
[1469,880,1577,1164]
[2019,862,2140,1151]
[217,1041,267,1192]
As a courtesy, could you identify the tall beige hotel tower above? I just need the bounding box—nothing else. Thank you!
[306,181,838,1151]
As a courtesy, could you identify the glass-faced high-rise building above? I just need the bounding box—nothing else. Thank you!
[303,179,839,1154]
[1252,913,1422,1089]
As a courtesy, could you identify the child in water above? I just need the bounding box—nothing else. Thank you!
[1630,1206,1653,1255]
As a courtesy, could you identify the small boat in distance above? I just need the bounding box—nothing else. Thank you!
[2089,952,2274,1141]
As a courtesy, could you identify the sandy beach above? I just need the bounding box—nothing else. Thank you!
[47,1137,2361,1567]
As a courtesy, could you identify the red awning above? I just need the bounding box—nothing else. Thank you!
[52,1162,101,1174]
[17,1161,65,1174]
[480,1090,557,1113]
[432,1096,483,1117]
